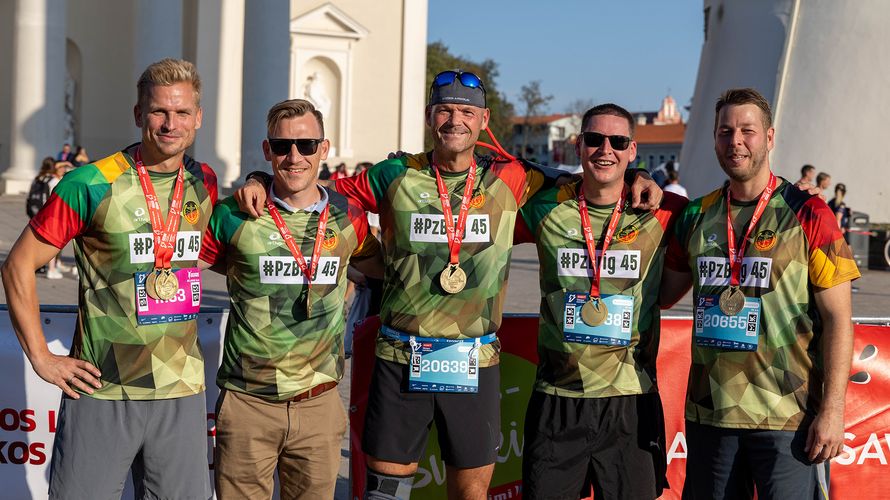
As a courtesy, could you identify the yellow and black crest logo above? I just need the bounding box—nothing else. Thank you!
[754,229,777,251]
[322,228,338,250]
[469,192,485,209]
[615,224,639,244]
[182,200,200,225]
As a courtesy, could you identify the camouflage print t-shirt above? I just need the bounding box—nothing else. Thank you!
[335,153,551,367]
[518,181,687,398]
[201,190,377,400]
[30,145,218,400]
[667,178,860,430]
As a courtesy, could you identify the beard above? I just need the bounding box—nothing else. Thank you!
[718,145,769,183]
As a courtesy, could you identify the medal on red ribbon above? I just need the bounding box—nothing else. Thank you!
[719,173,777,316]
[266,189,330,317]
[578,187,626,327]
[134,147,186,301]
[432,160,477,294]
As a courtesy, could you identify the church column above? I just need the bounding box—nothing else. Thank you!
[240,0,290,177]
[133,0,183,82]
[2,0,67,193]
[192,0,244,187]
[398,0,427,153]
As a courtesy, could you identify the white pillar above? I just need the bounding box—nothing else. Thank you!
[3,0,67,194]
[399,0,427,153]
[192,0,244,188]
[133,0,183,82]
[240,0,290,177]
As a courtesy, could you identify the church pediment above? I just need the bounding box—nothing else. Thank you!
[290,3,368,40]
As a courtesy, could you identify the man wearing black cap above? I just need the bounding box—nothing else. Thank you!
[236,70,661,498]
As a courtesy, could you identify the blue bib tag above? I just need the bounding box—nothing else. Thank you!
[694,294,761,351]
[409,336,480,393]
[562,292,634,346]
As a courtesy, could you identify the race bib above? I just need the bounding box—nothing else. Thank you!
[409,337,481,393]
[409,214,490,243]
[562,292,634,346]
[134,268,201,325]
[696,257,772,288]
[557,249,641,279]
[259,256,340,285]
[128,231,202,264]
[694,294,761,351]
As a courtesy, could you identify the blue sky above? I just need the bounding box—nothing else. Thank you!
[427,0,704,117]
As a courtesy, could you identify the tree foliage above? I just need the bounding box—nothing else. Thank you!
[425,42,515,152]
[516,80,553,155]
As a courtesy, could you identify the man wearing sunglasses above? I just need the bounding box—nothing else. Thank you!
[515,103,687,499]
[235,71,661,499]
[660,88,858,498]
[2,59,216,499]
[199,99,382,498]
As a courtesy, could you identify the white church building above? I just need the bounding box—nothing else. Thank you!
[0,0,428,191]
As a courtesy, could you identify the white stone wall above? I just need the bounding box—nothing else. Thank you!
[682,0,890,222]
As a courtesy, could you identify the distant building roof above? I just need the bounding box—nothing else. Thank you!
[634,123,685,145]
[511,113,576,126]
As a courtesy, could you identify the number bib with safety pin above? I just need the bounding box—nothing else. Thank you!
[694,294,761,351]
[563,292,634,346]
[135,267,201,325]
[408,336,481,393]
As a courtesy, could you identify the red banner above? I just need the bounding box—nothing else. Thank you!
[350,317,890,498]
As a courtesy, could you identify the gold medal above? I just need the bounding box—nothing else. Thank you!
[439,264,467,294]
[580,298,608,327]
[144,270,161,300]
[719,286,745,316]
[154,268,179,300]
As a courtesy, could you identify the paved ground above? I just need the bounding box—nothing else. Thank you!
[1,192,888,497]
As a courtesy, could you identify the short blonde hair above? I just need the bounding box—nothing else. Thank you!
[266,99,325,137]
[137,58,202,107]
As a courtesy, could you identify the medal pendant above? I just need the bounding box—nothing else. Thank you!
[144,270,161,300]
[719,286,745,316]
[154,268,179,300]
[580,298,609,327]
[439,264,467,294]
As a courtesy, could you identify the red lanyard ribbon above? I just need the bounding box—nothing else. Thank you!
[134,147,186,270]
[266,190,330,297]
[725,172,777,287]
[432,161,478,266]
[578,188,626,298]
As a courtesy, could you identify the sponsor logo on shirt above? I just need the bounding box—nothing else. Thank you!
[615,223,639,244]
[469,192,485,209]
[182,200,200,225]
[696,256,772,288]
[417,192,433,204]
[258,256,340,284]
[409,214,491,243]
[128,231,201,263]
[556,249,641,279]
[754,229,777,251]
[322,228,338,250]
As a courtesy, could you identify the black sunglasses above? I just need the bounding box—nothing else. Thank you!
[581,132,632,151]
[268,138,323,156]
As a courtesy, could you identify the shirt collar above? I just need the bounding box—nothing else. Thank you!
[271,185,328,213]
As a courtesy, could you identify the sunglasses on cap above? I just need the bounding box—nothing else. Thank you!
[430,70,485,92]
[267,138,323,156]
[581,132,632,151]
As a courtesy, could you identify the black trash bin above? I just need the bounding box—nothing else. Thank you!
[848,212,870,269]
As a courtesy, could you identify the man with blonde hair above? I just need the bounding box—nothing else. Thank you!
[200,99,382,498]
[2,58,217,499]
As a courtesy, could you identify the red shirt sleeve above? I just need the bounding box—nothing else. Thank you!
[335,172,378,213]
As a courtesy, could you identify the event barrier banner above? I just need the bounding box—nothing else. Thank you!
[0,309,227,499]
[349,317,890,499]
[1,311,888,499]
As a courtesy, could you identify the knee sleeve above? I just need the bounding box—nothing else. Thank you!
[364,467,415,500]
